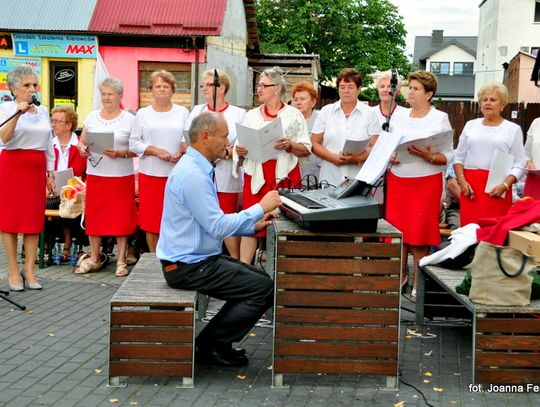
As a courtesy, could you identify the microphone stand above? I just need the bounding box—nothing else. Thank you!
[212,69,219,111]
[380,80,398,219]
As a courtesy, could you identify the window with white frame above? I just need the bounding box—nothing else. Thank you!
[430,62,450,75]
[454,62,474,75]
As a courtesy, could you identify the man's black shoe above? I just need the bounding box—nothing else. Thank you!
[195,348,248,367]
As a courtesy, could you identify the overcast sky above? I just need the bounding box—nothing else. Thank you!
[388,0,481,57]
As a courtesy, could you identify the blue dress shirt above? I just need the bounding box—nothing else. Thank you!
[156,147,264,264]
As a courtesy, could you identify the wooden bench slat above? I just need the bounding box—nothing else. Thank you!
[277,258,400,275]
[477,318,540,333]
[274,359,397,375]
[274,342,398,359]
[110,327,193,343]
[274,325,398,342]
[476,352,540,368]
[275,308,399,325]
[476,335,540,350]
[476,369,540,385]
[276,275,398,291]
[110,361,192,377]
[277,241,401,258]
[110,344,193,360]
[276,291,399,308]
[111,311,194,326]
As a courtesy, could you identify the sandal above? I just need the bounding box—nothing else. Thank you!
[115,262,129,277]
[73,257,101,274]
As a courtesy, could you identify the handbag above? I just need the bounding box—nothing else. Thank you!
[469,241,535,306]
[59,177,86,219]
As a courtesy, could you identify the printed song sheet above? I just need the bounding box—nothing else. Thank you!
[342,138,370,155]
[355,131,403,185]
[86,131,114,156]
[394,130,454,164]
[236,118,283,163]
[485,150,514,198]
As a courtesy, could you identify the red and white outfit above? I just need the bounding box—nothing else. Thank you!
[0,102,54,233]
[523,118,540,199]
[312,100,379,187]
[84,110,136,236]
[52,132,87,178]
[129,104,189,233]
[186,103,246,213]
[386,107,453,246]
[234,104,311,237]
[372,103,405,131]
[454,118,526,226]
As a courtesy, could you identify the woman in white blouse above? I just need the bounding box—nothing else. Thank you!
[454,83,526,226]
[523,117,540,199]
[185,69,245,258]
[129,70,189,252]
[386,70,453,296]
[0,65,54,291]
[234,66,311,265]
[311,68,379,187]
[76,77,137,277]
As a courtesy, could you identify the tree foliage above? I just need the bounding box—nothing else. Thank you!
[255,0,412,84]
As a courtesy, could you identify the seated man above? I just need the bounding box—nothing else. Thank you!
[156,111,281,367]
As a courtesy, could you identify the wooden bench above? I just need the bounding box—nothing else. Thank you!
[38,209,61,268]
[268,218,402,389]
[416,265,540,385]
[108,253,196,388]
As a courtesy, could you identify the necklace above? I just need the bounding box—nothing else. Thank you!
[379,104,397,118]
[208,102,229,113]
[263,102,284,118]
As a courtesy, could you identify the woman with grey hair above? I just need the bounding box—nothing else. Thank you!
[454,82,526,226]
[0,65,54,291]
[372,70,404,130]
[76,77,136,276]
[234,66,311,265]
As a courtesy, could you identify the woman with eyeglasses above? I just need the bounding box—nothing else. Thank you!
[234,66,311,265]
[184,69,246,259]
[311,68,379,188]
[50,107,87,261]
[129,70,189,253]
[76,77,136,277]
[0,65,54,291]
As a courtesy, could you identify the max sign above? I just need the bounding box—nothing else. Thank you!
[12,33,97,59]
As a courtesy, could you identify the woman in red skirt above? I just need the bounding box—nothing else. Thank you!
[385,71,453,297]
[454,83,526,226]
[76,77,137,277]
[129,70,189,252]
[0,65,55,291]
[234,66,311,265]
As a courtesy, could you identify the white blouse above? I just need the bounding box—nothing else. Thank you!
[129,104,189,177]
[311,100,379,187]
[234,104,311,194]
[390,107,453,178]
[453,118,525,180]
[186,103,246,193]
[0,102,54,170]
[524,118,540,168]
[83,110,135,177]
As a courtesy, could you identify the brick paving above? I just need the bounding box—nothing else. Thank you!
[0,237,539,406]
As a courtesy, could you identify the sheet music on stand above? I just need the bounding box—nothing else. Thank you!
[355,131,403,185]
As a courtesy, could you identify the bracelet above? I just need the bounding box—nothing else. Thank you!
[503,181,510,191]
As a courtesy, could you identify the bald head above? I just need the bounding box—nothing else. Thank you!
[188,111,229,162]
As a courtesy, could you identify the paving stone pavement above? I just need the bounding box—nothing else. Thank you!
[0,238,539,406]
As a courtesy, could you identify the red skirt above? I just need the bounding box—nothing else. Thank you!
[0,150,46,234]
[386,171,442,246]
[459,169,512,226]
[218,192,239,214]
[85,174,137,236]
[138,173,167,233]
[243,160,301,237]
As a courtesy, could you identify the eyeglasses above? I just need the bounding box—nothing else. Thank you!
[256,83,277,89]
[199,83,215,88]
[51,119,67,124]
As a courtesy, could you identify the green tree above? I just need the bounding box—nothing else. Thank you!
[256,0,411,83]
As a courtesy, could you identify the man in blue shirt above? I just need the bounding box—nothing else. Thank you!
[157,111,281,367]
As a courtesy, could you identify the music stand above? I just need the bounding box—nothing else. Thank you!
[0,289,26,310]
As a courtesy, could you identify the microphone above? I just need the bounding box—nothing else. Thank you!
[30,94,41,106]
[389,69,398,96]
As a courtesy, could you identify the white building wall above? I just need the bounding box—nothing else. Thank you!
[476,0,540,96]
[427,44,476,75]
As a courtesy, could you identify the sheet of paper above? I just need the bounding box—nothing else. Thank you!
[54,168,74,195]
[485,150,514,198]
[236,118,283,163]
[342,138,370,155]
[394,130,454,164]
[86,131,114,156]
[356,131,403,185]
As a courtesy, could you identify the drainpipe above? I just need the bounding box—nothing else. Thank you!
[193,36,199,106]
